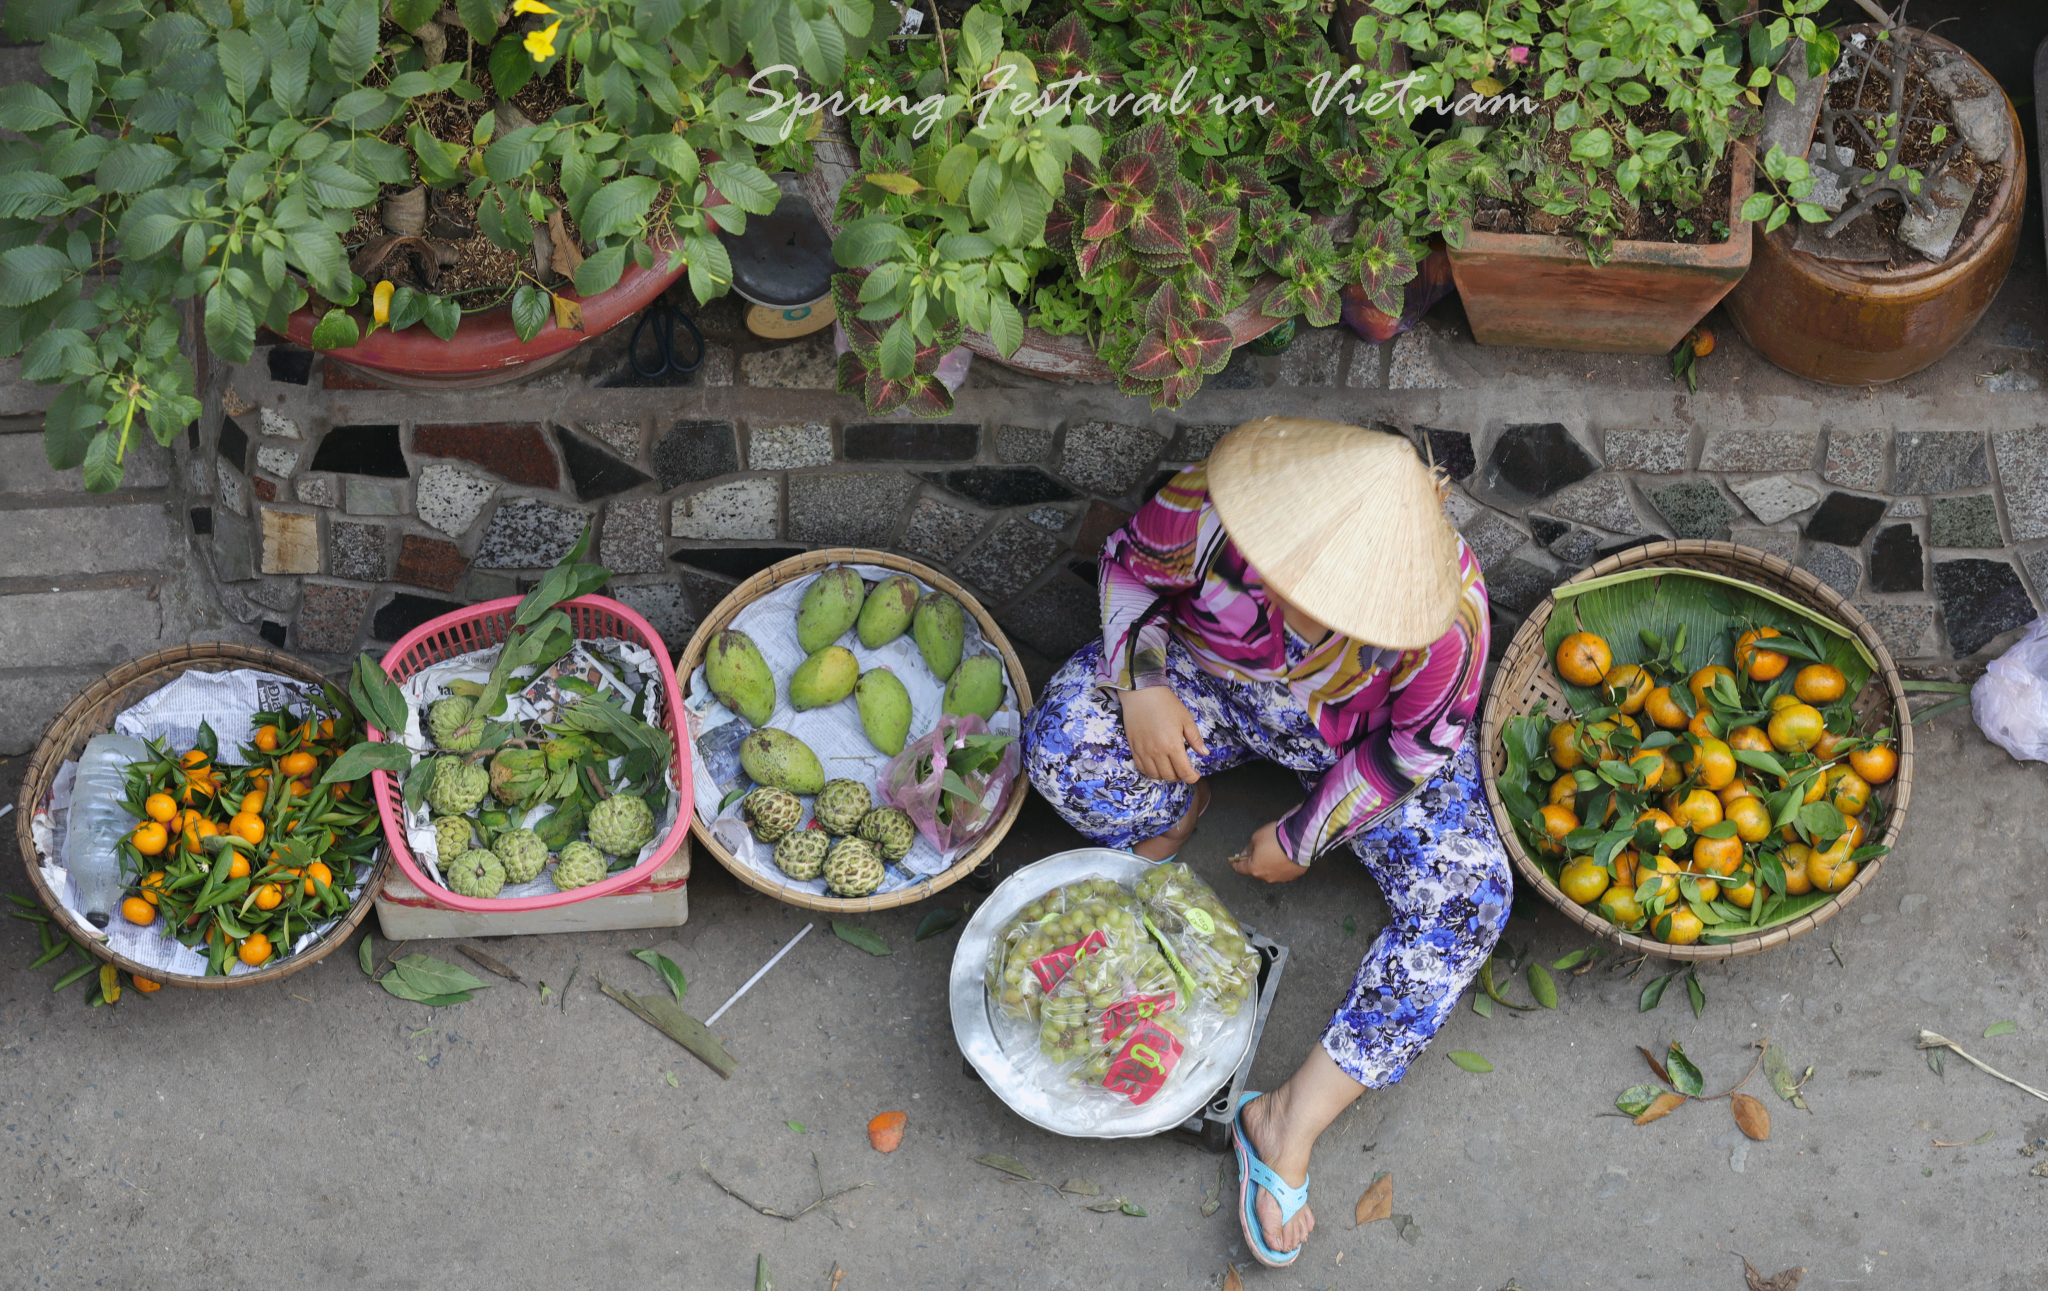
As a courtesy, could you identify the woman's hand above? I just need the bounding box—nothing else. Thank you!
[1116,686,1208,783]
[1230,822,1308,884]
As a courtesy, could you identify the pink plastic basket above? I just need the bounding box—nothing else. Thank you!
[368,593,692,913]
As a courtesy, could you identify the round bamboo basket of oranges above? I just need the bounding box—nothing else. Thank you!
[1479,540,1911,961]
[17,645,387,988]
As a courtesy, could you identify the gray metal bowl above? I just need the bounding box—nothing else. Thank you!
[949,848,1258,1139]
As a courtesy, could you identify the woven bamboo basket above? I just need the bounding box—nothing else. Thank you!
[1479,540,1913,961]
[14,644,387,989]
[679,549,1033,913]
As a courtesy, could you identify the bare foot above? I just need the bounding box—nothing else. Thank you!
[1240,1092,1316,1254]
[1131,781,1212,861]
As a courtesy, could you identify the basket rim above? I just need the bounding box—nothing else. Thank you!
[14,643,389,989]
[1478,539,1914,962]
[368,591,693,912]
[677,548,1035,913]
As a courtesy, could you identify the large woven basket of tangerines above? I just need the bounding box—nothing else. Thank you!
[1478,540,1912,962]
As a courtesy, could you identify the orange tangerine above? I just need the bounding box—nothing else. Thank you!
[1548,722,1584,770]
[280,750,318,778]
[1643,686,1688,729]
[1849,744,1897,785]
[1556,633,1613,687]
[121,896,157,926]
[131,822,169,856]
[144,793,178,822]
[1829,768,1871,816]
[1688,665,1735,709]
[238,933,273,966]
[1768,703,1826,754]
[1779,845,1815,895]
[1693,737,1737,790]
[1693,833,1744,877]
[139,871,167,906]
[303,861,333,897]
[254,724,281,752]
[1794,664,1847,705]
[1598,886,1645,927]
[226,853,251,880]
[239,789,266,815]
[1654,907,1704,946]
[180,749,211,772]
[1560,857,1610,905]
[1672,788,1723,831]
[1727,724,1772,753]
[1536,805,1579,849]
[229,812,266,845]
[1725,796,1772,843]
[253,883,283,911]
[1734,628,1788,681]
[1603,665,1654,715]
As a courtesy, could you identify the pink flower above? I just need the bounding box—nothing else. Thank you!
[1508,45,1530,65]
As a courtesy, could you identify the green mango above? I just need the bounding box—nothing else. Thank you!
[789,646,859,711]
[796,567,865,654]
[942,654,1005,721]
[913,592,965,682]
[706,629,775,727]
[856,575,921,648]
[856,668,913,755]
[740,728,826,795]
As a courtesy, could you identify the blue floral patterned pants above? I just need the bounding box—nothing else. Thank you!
[1023,639,1512,1088]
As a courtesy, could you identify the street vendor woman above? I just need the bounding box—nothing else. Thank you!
[1021,417,1508,1268]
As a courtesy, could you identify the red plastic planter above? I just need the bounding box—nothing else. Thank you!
[368,593,693,913]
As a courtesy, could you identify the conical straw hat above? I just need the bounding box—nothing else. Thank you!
[1207,417,1462,649]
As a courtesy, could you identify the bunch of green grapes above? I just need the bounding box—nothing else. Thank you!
[1134,862,1264,1016]
[1070,1012,1188,1087]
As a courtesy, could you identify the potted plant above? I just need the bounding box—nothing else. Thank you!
[1723,2,2027,385]
[808,0,1484,412]
[0,0,865,487]
[1373,0,1834,354]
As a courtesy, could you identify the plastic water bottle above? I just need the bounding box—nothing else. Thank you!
[63,733,150,928]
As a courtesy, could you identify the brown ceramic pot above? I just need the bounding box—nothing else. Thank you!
[1723,29,2025,386]
[1447,142,1757,353]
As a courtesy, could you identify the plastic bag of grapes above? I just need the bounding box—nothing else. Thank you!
[984,879,1142,1023]
[1134,862,1264,1017]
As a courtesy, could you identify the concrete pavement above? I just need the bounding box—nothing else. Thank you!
[3,703,2045,1290]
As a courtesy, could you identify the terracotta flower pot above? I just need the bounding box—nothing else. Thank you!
[1722,29,2025,386]
[797,122,1287,385]
[1447,141,1758,354]
[283,190,725,389]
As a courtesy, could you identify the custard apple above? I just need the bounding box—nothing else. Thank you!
[428,697,482,752]
[552,841,608,890]
[588,793,656,856]
[488,748,547,807]
[427,757,489,815]
[433,814,474,858]
[774,828,830,882]
[742,787,803,843]
[823,836,885,897]
[444,848,505,899]
[494,828,549,884]
[814,778,871,836]
[858,806,916,862]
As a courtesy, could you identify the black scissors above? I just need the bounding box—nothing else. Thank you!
[629,298,705,379]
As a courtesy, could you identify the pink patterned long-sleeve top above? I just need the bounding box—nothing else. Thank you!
[1096,465,1490,866]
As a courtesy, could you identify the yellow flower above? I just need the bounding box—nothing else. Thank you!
[524,19,560,61]
[511,0,556,12]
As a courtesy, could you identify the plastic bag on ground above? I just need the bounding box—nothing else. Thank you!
[1972,614,2048,763]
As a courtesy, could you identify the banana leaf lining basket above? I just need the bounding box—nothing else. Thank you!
[1479,540,1913,961]
[678,548,1033,914]
[15,644,385,989]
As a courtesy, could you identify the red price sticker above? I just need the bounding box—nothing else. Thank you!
[1028,928,1107,992]
[1101,1017,1183,1105]
[1097,992,1179,1044]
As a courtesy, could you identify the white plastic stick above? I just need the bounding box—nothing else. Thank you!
[706,923,813,1026]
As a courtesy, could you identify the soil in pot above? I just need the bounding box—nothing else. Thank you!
[341,16,592,308]
[1803,28,2006,266]
[1468,98,1744,248]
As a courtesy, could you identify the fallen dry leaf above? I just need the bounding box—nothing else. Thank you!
[1354,1172,1392,1226]
[867,1111,906,1153]
[1638,1044,1671,1084]
[1730,1092,1771,1141]
[1741,1255,1803,1290]
[1223,1264,1243,1291]
[1633,1091,1688,1126]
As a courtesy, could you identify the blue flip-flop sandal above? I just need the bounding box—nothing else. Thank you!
[1232,1091,1309,1268]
